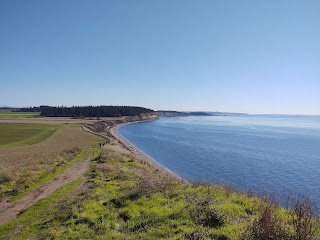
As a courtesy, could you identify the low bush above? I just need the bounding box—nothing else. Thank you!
[0,170,13,184]
[287,193,319,240]
[243,201,289,239]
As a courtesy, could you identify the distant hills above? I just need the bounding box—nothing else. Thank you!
[156,111,212,117]
[207,112,248,116]
[156,111,250,117]
[0,105,15,109]
[0,105,19,110]
[156,111,189,117]
[188,112,212,116]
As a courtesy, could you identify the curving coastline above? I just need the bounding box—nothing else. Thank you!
[110,122,185,182]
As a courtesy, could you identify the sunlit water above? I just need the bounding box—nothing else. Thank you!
[118,115,320,205]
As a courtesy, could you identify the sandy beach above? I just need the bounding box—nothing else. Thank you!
[110,122,185,182]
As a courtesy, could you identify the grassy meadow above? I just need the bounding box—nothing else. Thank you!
[0,123,61,148]
[0,111,40,119]
[0,122,103,201]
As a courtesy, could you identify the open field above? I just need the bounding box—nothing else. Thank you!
[0,111,40,119]
[0,149,94,224]
[0,115,126,124]
[0,123,61,148]
[0,123,103,201]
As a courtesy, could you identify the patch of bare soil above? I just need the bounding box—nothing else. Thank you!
[0,151,92,225]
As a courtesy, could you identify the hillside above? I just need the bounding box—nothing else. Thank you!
[0,115,319,239]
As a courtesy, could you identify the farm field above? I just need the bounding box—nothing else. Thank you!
[0,123,61,148]
[0,111,40,119]
[0,122,103,201]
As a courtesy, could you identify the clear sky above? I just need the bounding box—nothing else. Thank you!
[1,1,319,114]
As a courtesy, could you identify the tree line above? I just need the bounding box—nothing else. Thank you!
[37,106,154,117]
[14,106,51,112]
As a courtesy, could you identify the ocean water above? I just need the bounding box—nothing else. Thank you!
[118,115,320,205]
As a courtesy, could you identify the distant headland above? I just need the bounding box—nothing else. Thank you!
[156,110,212,117]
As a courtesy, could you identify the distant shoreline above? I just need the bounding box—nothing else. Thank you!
[110,121,185,182]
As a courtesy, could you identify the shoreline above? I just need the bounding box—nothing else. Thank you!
[110,121,185,182]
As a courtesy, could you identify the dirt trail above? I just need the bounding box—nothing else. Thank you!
[0,150,92,225]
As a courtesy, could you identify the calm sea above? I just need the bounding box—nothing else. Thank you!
[118,115,320,205]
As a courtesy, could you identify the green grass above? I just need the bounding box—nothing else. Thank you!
[0,124,103,201]
[8,149,90,202]
[0,179,82,240]
[0,111,40,119]
[0,123,61,148]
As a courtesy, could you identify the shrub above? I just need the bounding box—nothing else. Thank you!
[186,193,227,227]
[183,230,206,239]
[63,147,81,154]
[0,170,13,184]
[242,199,289,239]
[130,173,174,197]
[287,193,318,240]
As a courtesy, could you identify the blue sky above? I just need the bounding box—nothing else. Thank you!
[1,1,319,114]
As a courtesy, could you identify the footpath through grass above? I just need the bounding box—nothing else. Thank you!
[0,123,61,148]
[2,146,318,239]
[0,124,103,201]
[0,148,102,240]
[8,149,90,202]
[0,179,83,239]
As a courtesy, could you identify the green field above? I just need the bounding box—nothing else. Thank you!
[0,123,61,148]
[0,124,103,201]
[0,111,40,118]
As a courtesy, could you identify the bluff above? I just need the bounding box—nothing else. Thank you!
[83,113,158,135]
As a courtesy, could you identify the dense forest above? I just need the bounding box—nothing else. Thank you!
[37,106,154,117]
